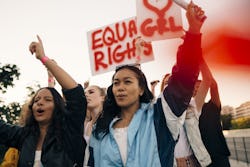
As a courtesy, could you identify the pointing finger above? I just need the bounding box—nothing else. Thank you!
[36,35,43,45]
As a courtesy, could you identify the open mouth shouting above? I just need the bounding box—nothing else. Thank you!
[36,109,45,113]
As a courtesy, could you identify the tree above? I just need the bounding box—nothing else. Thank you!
[0,63,42,162]
[26,82,41,98]
[0,63,21,162]
[0,63,20,94]
[0,102,22,124]
[221,114,232,130]
[231,117,250,129]
[0,63,21,124]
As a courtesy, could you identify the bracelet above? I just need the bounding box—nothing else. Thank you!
[48,78,55,83]
[40,56,49,65]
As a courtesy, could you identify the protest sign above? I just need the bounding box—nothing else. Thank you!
[87,17,154,75]
[136,0,184,41]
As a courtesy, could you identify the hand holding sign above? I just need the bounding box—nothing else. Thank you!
[173,0,207,22]
[135,36,152,61]
[87,17,154,75]
[186,2,206,34]
[136,0,184,41]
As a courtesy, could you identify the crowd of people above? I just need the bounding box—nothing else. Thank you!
[0,2,231,167]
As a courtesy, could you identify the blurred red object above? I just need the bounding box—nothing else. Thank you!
[203,30,250,67]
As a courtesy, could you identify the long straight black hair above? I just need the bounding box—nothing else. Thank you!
[93,65,154,139]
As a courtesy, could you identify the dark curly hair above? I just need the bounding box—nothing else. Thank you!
[93,65,154,139]
[24,87,66,147]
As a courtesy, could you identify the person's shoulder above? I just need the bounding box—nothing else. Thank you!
[202,100,220,114]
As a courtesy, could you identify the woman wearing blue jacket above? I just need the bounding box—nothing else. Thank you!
[88,3,206,167]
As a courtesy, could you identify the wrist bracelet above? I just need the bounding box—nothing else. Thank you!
[40,56,49,65]
[48,78,55,83]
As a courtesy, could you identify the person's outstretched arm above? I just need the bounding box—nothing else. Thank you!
[47,59,57,88]
[194,57,212,112]
[164,2,206,117]
[29,35,77,89]
[29,35,87,166]
[150,80,160,99]
[210,78,221,108]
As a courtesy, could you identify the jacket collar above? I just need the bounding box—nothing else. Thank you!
[109,103,150,148]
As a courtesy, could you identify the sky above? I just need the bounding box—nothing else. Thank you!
[0,0,250,108]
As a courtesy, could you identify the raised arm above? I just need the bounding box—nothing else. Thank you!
[194,57,212,112]
[29,35,77,89]
[47,59,57,88]
[197,56,221,109]
[164,2,206,116]
[47,70,55,88]
[209,78,221,108]
[150,80,160,98]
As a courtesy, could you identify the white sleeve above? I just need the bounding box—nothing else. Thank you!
[188,98,201,119]
[159,93,186,140]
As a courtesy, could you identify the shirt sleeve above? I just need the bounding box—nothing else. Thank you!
[62,84,87,134]
[164,32,202,117]
[160,93,186,140]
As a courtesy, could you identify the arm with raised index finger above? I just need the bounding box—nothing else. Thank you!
[29,35,77,90]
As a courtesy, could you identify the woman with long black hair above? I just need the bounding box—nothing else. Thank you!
[87,3,206,167]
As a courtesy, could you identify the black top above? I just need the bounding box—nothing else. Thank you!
[0,85,87,167]
[199,100,230,158]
